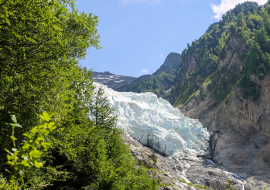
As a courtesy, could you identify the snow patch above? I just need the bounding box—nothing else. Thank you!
[166,87,173,93]
[114,80,124,83]
[95,77,109,80]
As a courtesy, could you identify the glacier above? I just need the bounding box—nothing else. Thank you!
[93,82,210,159]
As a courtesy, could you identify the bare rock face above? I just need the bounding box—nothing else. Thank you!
[183,77,270,170]
[245,175,270,190]
[123,134,181,189]
[122,135,266,190]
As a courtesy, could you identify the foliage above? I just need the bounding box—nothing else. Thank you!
[0,113,69,189]
[185,73,189,80]
[48,87,159,189]
[0,0,159,189]
[0,0,100,167]
[153,156,157,164]
[172,1,270,106]
[178,179,210,189]
[224,180,236,190]
[238,74,261,100]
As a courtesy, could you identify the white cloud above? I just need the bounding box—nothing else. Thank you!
[140,69,149,74]
[122,0,159,6]
[210,0,268,20]
[160,54,164,59]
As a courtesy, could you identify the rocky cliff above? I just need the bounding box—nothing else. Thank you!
[175,21,270,170]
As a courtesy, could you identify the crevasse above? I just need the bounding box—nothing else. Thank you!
[93,82,210,159]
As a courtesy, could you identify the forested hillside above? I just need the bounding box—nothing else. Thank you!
[171,1,270,169]
[0,0,158,189]
[171,1,270,106]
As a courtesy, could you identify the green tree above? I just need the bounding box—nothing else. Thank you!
[237,12,244,26]
[0,0,100,170]
[0,0,159,189]
[185,73,189,80]
[48,85,159,189]
[263,10,270,34]
[153,77,160,89]
[89,87,116,129]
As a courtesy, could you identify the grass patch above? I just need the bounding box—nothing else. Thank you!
[179,180,210,189]
[158,182,172,187]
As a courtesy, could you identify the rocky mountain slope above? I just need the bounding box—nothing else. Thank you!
[116,52,182,101]
[92,71,136,89]
[95,82,270,190]
[170,1,270,171]
[153,52,182,76]
[92,52,181,96]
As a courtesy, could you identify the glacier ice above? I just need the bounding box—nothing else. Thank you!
[93,82,210,159]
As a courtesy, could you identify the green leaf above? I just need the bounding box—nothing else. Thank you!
[48,122,56,131]
[11,115,17,123]
[15,164,23,171]
[18,170,25,176]
[40,112,52,121]
[23,133,31,138]
[7,155,13,161]
[35,136,44,144]
[14,123,22,128]
[22,143,31,150]
[10,136,17,141]
[29,149,42,159]
[21,160,30,167]
[34,161,43,168]
[41,142,51,149]
[5,149,12,155]
[8,161,13,166]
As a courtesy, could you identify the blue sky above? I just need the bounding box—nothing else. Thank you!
[75,0,267,77]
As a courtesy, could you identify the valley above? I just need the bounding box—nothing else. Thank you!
[94,81,270,190]
[92,2,270,189]
[2,0,270,189]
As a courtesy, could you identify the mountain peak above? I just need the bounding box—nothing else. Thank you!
[153,52,182,76]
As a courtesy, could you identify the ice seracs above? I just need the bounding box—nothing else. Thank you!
[93,82,210,159]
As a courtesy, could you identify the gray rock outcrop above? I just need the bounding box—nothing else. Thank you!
[123,135,270,190]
